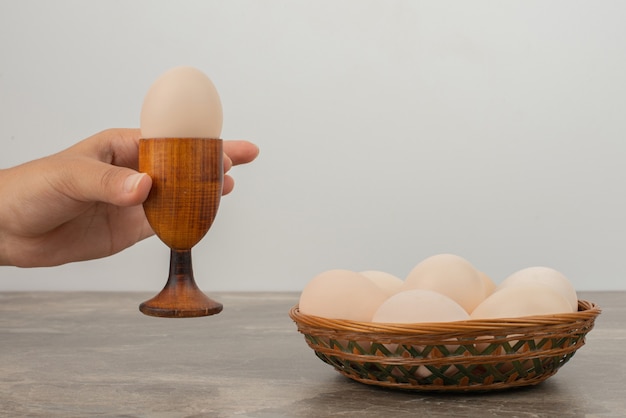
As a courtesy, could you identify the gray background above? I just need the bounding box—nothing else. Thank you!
[1,1,624,291]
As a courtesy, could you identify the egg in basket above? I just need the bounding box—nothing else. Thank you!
[290,254,601,392]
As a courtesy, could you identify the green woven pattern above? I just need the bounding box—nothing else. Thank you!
[290,301,600,392]
[305,333,584,391]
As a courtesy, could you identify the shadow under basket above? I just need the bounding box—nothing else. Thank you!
[289,300,601,392]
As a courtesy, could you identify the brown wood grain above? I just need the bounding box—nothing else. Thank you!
[138,138,224,318]
[139,138,223,250]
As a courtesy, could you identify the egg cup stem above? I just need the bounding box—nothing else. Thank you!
[138,138,223,318]
[139,249,223,318]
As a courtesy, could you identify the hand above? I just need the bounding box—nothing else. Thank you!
[0,128,259,267]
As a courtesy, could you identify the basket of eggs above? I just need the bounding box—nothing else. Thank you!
[289,254,601,392]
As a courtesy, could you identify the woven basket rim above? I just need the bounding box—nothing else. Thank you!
[289,299,601,335]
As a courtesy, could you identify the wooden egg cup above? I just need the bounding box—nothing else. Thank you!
[138,138,224,318]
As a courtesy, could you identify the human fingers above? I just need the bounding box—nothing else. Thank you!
[68,128,142,169]
[223,153,233,173]
[47,155,152,207]
[223,175,235,195]
[222,140,257,195]
[73,131,258,171]
[66,131,254,198]
[223,140,259,166]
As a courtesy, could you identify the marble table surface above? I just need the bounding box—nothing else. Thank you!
[0,291,623,418]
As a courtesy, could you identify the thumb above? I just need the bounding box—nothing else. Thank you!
[58,158,152,206]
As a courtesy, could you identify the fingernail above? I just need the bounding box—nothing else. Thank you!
[124,173,144,193]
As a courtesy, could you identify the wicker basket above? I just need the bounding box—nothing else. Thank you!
[289,300,601,392]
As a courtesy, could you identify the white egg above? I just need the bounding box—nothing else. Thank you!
[372,289,470,324]
[360,270,403,297]
[479,271,497,299]
[373,289,467,380]
[498,266,578,312]
[299,270,388,321]
[470,283,573,319]
[402,254,485,314]
[140,66,223,139]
